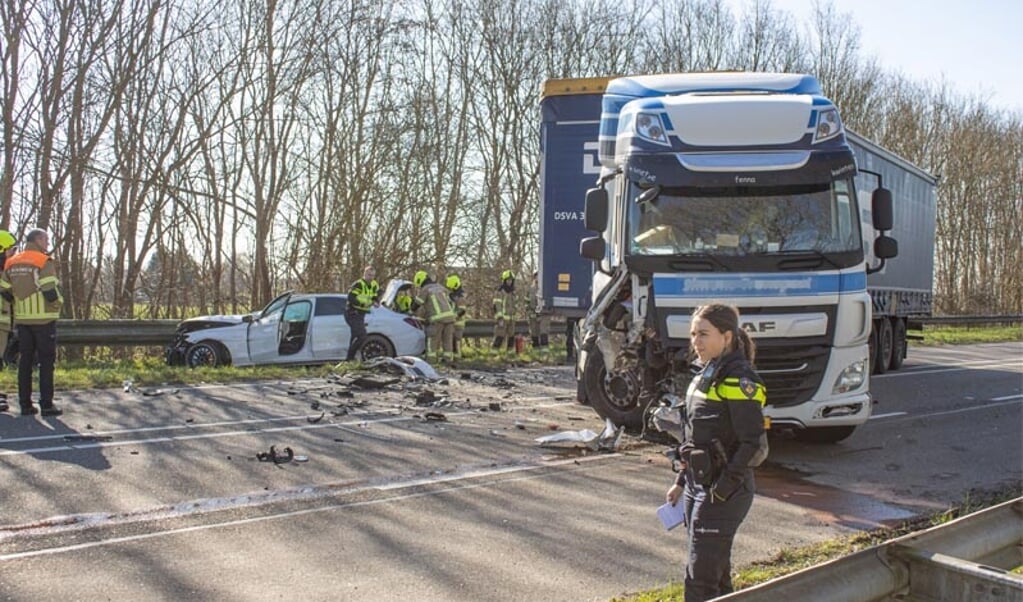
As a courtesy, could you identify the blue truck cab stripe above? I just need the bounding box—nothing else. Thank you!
[652,271,867,298]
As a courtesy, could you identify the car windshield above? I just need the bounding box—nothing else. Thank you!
[260,293,291,319]
[628,180,861,256]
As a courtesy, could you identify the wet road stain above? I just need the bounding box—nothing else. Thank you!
[755,463,918,530]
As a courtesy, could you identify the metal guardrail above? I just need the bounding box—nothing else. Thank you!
[718,497,1023,602]
[52,318,572,346]
[918,314,1023,326]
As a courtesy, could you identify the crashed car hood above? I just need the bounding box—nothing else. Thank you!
[176,314,249,332]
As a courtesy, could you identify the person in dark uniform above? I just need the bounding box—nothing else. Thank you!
[344,265,379,361]
[665,303,768,602]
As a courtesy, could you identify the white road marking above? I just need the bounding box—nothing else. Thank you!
[874,359,1022,378]
[991,394,1023,402]
[869,412,908,420]
[0,453,619,561]
[877,399,1022,423]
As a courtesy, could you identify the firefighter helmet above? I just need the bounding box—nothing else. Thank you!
[445,274,462,291]
[0,230,14,252]
[413,270,429,287]
[501,270,514,281]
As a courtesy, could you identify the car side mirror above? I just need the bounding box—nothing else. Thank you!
[872,188,893,231]
[584,188,608,232]
[580,236,606,261]
[242,314,253,323]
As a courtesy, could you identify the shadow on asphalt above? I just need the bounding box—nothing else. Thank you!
[0,412,112,470]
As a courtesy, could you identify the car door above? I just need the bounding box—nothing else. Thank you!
[278,299,314,362]
[247,292,291,364]
[310,296,348,361]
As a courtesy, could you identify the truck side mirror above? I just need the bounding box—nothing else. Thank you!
[874,235,898,259]
[872,188,893,231]
[584,188,608,232]
[579,236,606,261]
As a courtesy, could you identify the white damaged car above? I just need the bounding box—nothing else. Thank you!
[165,291,426,368]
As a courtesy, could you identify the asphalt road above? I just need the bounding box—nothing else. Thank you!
[0,342,1019,601]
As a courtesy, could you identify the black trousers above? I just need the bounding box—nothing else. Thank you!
[682,472,755,602]
[344,310,367,361]
[17,322,57,408]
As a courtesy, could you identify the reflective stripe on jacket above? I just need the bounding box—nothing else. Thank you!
[348,278,379,312]
[420,283,455,324]
[0,245,63,324]
[492,288,516,320]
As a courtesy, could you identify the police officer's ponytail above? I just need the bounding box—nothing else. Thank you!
[734,326,756,364]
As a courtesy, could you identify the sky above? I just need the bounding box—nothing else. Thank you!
[729,0,1022,113]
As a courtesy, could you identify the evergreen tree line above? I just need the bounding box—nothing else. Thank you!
[1,0,1019,319]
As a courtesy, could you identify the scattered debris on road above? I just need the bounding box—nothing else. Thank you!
[256,445,295,464]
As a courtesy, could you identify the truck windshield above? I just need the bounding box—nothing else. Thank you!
[628,180,861,257]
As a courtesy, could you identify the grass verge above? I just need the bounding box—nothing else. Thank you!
[915,324,1022,346]
[612,485,1021,602]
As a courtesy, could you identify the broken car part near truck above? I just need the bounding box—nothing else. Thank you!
[538,73,937,444]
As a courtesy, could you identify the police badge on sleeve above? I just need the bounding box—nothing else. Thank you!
[739,377,759,399]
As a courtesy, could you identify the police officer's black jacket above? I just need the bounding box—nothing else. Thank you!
[676,349,768,490]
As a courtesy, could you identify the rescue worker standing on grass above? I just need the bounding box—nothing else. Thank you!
[665,303,768,602]
[0,230,15,412]
[0,229,64,417]
[344,265,379,362]
[445,274,467,358]
[414,271,456,362]
[492,270,517,356]
[527,271,551,358]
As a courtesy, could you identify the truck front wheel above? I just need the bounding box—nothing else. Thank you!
[888,318,907,371]
[582,352,644,431]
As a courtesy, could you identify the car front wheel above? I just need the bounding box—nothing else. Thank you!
[185,341,228,368]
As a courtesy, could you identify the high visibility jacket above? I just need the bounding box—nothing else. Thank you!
[676,350,768,488]
[0,243,63,325]
[492,287,516,320]
[418,283,455,324]
[394,293,413,314]
[348,278,379,312]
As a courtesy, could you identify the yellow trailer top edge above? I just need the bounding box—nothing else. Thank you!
[541,77,614,99]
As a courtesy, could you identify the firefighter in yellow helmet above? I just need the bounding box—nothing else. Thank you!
[392,283,414,314]
[492,270,517,356]
[445,274,467,357]
[414,271,456,362]
[0,230,15,412]
[0,228,63,416]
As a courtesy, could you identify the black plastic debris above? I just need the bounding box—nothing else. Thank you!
[307,411,326,424]
[488,402,503,412]
[423,412,447,422]
[310,401,321,411]
[256,445,294,464]
[415,390,440,406]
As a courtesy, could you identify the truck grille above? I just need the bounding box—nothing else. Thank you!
[754,344,830,407]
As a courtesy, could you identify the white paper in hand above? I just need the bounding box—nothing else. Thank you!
[657,501,686,531]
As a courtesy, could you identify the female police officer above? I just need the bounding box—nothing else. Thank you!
[665,303,768,602]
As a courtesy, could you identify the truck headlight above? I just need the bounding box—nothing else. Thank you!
[832,358,866,394]
[813,108,843,143]
[635,112,670,145]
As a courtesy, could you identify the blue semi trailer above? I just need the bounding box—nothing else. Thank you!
[538,73,937,443]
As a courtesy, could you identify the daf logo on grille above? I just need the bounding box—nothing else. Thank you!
[742,321,776,333]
